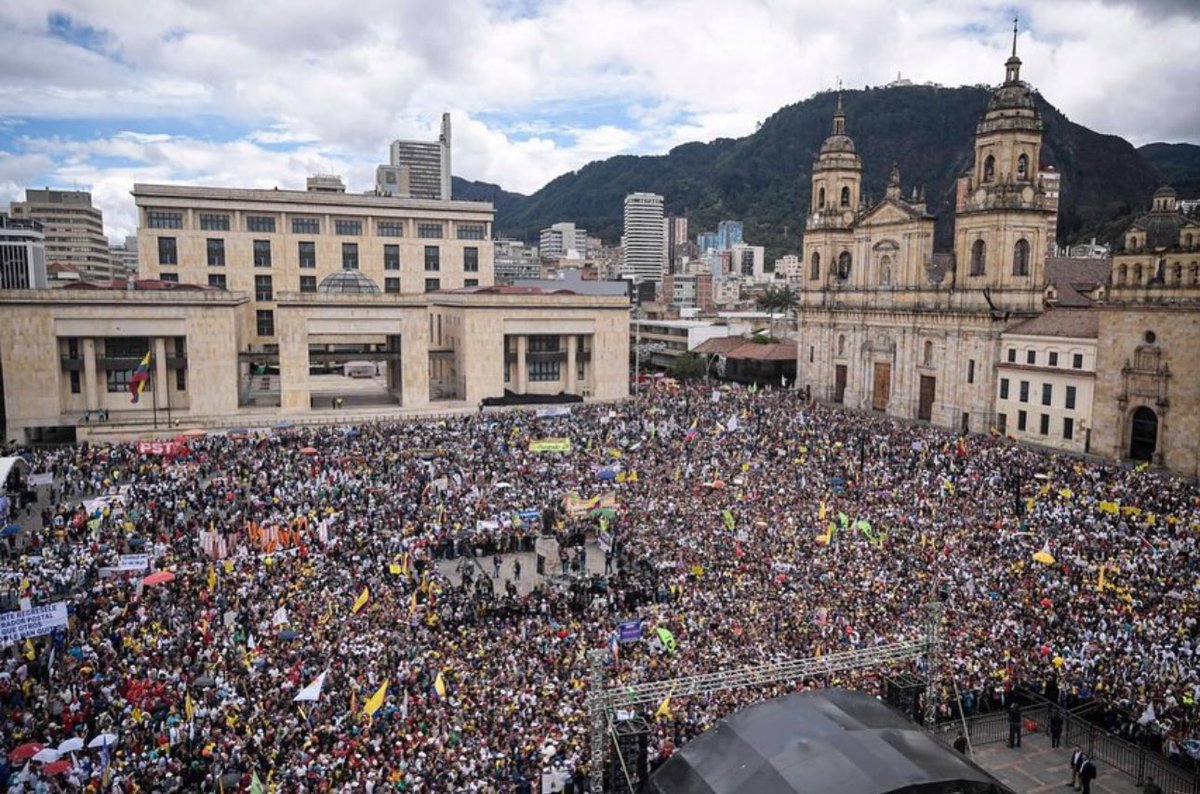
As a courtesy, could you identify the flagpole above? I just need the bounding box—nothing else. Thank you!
[151,358,159,429]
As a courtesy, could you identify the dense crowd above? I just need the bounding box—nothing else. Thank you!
[0,381,1198,792]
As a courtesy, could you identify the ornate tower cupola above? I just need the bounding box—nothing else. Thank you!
[808,93,863,230]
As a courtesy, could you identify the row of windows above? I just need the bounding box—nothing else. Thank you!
[156,209,485,239]
[1115,261,1200,288]
[969,238,1031,277]
[815,186,852,210]
[999,378,1078,409]
[1000,411,1075,441]
[982,153,1030,183]
[244,276,473,303]
[161,238,479,272]
[1006,348,1084,369]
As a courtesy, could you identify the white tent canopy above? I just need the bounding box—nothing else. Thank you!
[0,457,30,491]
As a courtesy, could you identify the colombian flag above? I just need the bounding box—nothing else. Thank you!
[129,351,152,403]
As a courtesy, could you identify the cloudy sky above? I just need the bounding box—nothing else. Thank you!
[2,0,1198,241]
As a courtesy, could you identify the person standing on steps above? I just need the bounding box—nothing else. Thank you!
[1008,701,1022,748]
[1068,747,1084,790]
[1050,709,1064,748]
[1079,757,1097,794]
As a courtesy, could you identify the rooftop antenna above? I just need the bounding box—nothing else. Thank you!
[1012,15,1018,57]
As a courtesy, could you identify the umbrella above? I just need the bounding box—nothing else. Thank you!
[142,571,176,585]
[596,468,617,481]
[1,524,20,537]
[9,742,43,762]
[299,447,318,456]
[43,760,72,776]
[587,507,617,520]
[181,428,207,437]
[87,733,118,749]
[56,737,85,754]
[710,480,727,490]
[32,748,61,763]
[277,629,299,640]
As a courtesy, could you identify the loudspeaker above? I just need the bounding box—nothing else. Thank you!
[609,714,649,793]
[884,674,927,722]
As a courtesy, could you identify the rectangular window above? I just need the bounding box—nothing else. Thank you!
[528,360,561,382]
[159,272,179,282]
[1065,385,1077,410]
[176,367,186,391]
[254,275,273,301]
[385,277,401,294]
[1007,348,1016,363]
[298,241,316,269]
[464,278,478,287]
[1019,380,1029,403]
[1040,413,1050,436]
[69,370,81,394]
[199,213,230,231]
[418,223,443,239]
[997,413,1007,434]
[256,310,275,336]
[1026,349,1036,365]
[253,239,272,268]
[1063,417,1074,440]
[424,278,441,292]
[967,359,975,385]
[1017,410,1027,431]
[424,246,440,271]
[342,242,359,270]
[246,215,276,233]
[335,219,363,236]
[291,217,320,234]
[299,276,317,293]
[107,368,152,394]
[1042,383,1052,406]
[377,220,404,237]
[1048,351,1059,367]
[457,223,486,240]
[206,238,225,267]
[1073,353,1083,369]
[528,335,560,353]
[999,378,1010,399]
[464,246,479,272]
[157,237,178,265]
[384,244,400,270]
[147,210,182,229]
[208,274,227,289]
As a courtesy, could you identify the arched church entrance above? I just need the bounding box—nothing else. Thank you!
[1129,406,1158,462]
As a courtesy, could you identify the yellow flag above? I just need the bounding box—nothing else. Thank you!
[207,565,217,593]
[655,693,672,719]
[185,693,195,722]
[388,563,402,575]
[352,587,370,615]
[23,638,35,661]
[434,671,447,698]
[409,590,418,613]
[363,679,388,718]
[1097,564,1107,592]
[818,501,827,521]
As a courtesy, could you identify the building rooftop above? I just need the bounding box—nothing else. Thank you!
[1004,309,1099,339]
[132,183,492,214]
[694,336,798,361]
[58,278,216,292]
[1045,256,1112,307]
[317,270,381,295]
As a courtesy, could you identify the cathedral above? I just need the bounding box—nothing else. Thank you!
[796,33,1052,434]
[792,30,1200,475]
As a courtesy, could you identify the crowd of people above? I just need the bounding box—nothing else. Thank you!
[0,380,1198,792]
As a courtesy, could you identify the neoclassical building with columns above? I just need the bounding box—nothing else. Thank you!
[796,41,1053,434]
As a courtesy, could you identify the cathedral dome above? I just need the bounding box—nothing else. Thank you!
[819,134,857,155]
[317,270,381,294]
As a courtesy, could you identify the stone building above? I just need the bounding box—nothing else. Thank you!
[795,36,1053,433]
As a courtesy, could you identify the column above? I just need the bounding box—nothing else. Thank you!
[154,337,169,411]
[82,338,99,412]
[565,335,577,395]
[515,335,527,394]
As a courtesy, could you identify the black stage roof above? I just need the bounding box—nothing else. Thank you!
[648,689,1015,794]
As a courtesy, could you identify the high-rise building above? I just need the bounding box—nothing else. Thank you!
[377,113,452,201]
[109,236,138,275]
[0,215,48,289]
[493,239,541,282]
[663,216,688,275]
[621,192,665,284]
[716,220,744,250]
[8,189,115,280]
[696,232,719,254]
[538,222,587,260]
[1040,166,1061,258]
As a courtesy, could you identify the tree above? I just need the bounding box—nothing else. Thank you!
[668,353,707,381]
[755,285,798,337]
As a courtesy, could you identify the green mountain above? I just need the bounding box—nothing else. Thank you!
[1138,142,1200,198]
[471,85,1167,259]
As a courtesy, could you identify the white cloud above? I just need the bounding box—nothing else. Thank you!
[0,0,1197,239]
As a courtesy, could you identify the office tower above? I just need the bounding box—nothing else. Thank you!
[378,113,453,200]
[8,189,115,279]
[0,215,48,289]
[539,222,588,260]
[621,193,665,283]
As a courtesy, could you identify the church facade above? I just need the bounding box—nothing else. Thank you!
[795,41,1053,435]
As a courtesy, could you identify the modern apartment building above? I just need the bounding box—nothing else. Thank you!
[0,215,48,289]
[132,180,494,348]
[538,222,587,260]
[493,239,541,282]
[109,236,138,275]
[377,113,453,201]
[620,192,665,285]
[7,189,115,280]
[664,215,688,274]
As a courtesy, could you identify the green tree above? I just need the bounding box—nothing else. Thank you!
[755,285,797,337]
[668,353,707,381]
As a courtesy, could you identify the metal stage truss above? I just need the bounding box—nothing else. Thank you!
[586,602,945,794]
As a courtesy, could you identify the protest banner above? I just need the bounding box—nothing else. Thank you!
[529,438,572,453]
[618,620,643,643]
[136,441,185,456]
[535,405,572,418]
[0,601,68,646]
[116,554,151,572]
[27,472,54,487]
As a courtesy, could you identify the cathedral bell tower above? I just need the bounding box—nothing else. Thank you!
[954,19,1053,310]
[804,95,862,287]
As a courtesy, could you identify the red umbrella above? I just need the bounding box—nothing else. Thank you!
[9,742,43,762]
[142,571,176,586]
[43,759,71,775]
[300,446,318,456]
